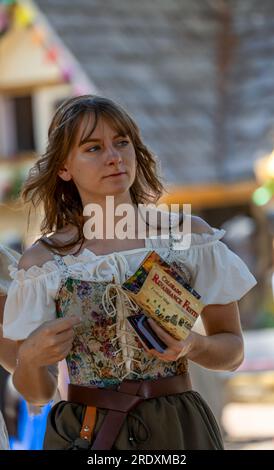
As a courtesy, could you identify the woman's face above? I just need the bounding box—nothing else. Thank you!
[58,114,137,205]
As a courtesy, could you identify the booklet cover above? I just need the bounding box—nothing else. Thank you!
[123,251,204,343]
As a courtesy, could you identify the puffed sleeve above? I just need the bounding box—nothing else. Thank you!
[2,262,60,340]
[0,245,21,295]
[185,229,257,305]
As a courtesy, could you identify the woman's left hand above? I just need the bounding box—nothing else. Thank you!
[143,318,197,362]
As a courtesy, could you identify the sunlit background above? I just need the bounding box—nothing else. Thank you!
[1,0,274,450]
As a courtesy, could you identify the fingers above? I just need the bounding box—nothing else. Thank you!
[55,328,75,343]
[136,334,172,361]
[147,318,178,346]
[46,316,82,334]
[48,346,72,363]
[134,318,181,359]
[55,344,73,361]
[51,327,76,354]
[145,348,175,362]
[48,334,75,361]
[20,317,81,367]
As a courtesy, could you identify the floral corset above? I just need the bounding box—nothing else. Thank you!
[55,268,189,388]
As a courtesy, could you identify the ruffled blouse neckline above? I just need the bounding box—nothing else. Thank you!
[61,242,149,265]
[8,226,226,283]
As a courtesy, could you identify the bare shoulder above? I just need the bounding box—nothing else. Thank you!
[180,215,214,235]
[18,241,54,271]
[18,224,78,271]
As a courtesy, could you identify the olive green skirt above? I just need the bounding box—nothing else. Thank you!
[43,390,224,450]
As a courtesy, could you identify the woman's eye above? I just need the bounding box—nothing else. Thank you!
[86,145,100,153]
[85,140,129,152]
[116,140,129,147]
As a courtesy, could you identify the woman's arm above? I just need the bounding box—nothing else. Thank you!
[187,301,244,371]
[0,326,18,373]
[13,352,58,406]
[145,301,244,372]
[0,295,18,373]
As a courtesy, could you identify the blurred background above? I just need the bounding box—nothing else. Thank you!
[1,0,274,450]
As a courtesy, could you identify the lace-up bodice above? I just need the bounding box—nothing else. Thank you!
[52,224,188,387]
[55,267,187,387]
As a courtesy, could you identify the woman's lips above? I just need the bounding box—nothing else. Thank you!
[104,172,126,178]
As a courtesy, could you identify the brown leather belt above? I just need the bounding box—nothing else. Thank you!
[68,373,192,450]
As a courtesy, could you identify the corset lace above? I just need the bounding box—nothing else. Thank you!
[102,283,155,380]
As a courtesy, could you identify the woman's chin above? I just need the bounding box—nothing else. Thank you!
[104,182,131,194]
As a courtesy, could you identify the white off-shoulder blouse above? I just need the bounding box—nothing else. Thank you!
[3,225,257,342]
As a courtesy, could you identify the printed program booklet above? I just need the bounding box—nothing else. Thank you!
[123,251,204,351]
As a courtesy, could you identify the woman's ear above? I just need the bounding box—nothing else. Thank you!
[58,167,72,181]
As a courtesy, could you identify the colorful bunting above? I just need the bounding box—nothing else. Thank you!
[45,45,59,63]
[30,24,46,45]
[13,2,35,27]
[60,65,74,82]
[0,0,91,95]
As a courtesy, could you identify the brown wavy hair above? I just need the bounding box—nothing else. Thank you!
[21,94,166,254]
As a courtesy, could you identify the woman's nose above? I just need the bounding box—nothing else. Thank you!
[105,145,122,164]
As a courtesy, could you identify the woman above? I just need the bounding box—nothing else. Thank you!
[2,95,256,450]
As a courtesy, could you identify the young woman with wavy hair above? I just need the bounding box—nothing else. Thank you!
[2,95,256,450]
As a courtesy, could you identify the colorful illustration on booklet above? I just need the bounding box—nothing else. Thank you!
[123,251,201,299]
[123,251,204,342]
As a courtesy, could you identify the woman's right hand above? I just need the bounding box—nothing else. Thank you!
[17,316,81,368]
